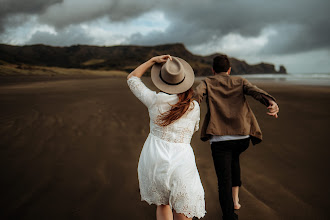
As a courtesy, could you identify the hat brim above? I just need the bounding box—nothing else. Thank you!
[151,57,195,94]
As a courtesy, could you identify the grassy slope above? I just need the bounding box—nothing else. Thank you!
[0,62,127,77]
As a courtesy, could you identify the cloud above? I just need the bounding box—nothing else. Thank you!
[0,0,63,32]
[261,21,330,55]
[188,28,276,57]
[26,26,93,46]
[126,0,330,55]
[37,0,157,29]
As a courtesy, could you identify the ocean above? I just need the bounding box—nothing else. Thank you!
[236,73,330,86]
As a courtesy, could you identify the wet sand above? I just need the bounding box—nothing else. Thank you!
[0,76,329,219]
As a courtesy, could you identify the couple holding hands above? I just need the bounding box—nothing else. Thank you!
[127,54,279,220]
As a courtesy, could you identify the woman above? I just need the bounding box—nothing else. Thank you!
[127,55,205,220]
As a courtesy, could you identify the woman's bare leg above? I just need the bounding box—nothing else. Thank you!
[173,210,192,220]
[232,186,241,210]
[157,205,173,220]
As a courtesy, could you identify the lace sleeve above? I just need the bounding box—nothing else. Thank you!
[192,101,200,133]
[127,76,157,108]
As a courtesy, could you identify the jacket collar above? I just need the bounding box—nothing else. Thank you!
[209,72,229,79]
[216,72,229,76]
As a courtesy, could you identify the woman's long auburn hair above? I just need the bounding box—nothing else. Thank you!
[156,88,194,126]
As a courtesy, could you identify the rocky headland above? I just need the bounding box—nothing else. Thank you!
[0,43,286,76]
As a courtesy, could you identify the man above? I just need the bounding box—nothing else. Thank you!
[194,55,279,220]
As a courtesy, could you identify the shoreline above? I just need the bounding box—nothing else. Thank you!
[197,74,330,87]
[1,74,330,88]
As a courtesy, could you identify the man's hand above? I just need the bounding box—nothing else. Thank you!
[267,100,279,118]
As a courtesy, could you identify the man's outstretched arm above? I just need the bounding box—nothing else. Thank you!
[243,78,279,118]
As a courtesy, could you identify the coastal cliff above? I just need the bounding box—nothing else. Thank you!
[0,43,286,76]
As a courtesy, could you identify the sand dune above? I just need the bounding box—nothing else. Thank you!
[0,76,329,219]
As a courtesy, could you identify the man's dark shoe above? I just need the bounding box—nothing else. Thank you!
[222,213,238,220]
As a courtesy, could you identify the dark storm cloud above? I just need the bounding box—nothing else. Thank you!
[127,0,330,55]
[37,0,157,29]
[261,18,330,55]
[0,0,63,32]
[128,19,219,47]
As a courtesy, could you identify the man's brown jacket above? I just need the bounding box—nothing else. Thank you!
[194,72,276,145]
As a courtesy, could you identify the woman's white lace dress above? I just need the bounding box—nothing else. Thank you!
[127,76,206,219]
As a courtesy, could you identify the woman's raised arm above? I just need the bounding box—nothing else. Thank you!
[127,55,172,80]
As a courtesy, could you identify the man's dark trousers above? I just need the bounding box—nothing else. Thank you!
[211,138,250,220]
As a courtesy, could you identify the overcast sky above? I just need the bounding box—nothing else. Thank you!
[1,0,329,73]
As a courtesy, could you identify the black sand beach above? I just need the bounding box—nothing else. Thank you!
[1,76,329,219]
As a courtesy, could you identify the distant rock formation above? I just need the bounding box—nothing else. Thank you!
[0,43,286,76]
[279,65,287,73]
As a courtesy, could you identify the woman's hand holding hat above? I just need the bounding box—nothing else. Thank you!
[127,55,172,80]
[151,55,172,64]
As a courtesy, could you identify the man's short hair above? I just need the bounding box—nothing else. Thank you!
[213,55,231,73]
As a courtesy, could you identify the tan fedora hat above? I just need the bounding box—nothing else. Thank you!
[151,56,195,94]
